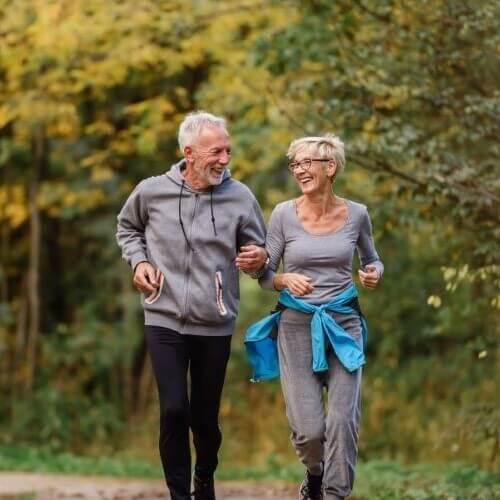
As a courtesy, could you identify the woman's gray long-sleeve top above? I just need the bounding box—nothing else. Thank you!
[259,199,384,304]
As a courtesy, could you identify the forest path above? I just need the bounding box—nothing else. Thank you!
[0,472,298,499]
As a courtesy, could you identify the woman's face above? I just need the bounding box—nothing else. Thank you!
[291,149,336,195]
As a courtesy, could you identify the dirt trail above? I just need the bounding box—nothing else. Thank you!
[0,472,297,499]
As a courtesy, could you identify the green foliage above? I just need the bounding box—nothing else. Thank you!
[0,0,498,479]
[227,0,500,273]
[8,386,124,453]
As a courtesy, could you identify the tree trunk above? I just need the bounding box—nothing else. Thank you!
[131,336,149,414]
[25,126,45,393]
[137,356,155,415]
[1,161,11,395]
[13,279,27,419]
[0,188,8,305]
[121,267,151,417]
[121,270,134,416]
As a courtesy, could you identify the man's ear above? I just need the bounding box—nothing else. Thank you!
[184,146,194,163]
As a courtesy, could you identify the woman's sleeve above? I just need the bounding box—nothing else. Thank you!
[356,207,384,278]
[258,204,286,290]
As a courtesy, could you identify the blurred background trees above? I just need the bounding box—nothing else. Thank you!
[0,0,498,471]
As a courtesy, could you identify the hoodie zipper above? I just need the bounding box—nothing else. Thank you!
[181,192,199,324]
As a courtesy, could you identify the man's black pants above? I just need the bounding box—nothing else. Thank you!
[145,325,232,500]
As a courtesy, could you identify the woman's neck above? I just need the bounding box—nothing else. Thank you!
[300,188,339,217]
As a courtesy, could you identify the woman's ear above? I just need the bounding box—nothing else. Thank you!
[327,159,337,179]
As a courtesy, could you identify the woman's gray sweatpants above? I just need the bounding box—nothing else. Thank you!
[278,308,363,499]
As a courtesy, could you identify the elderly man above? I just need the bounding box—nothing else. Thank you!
[116,111,267,500]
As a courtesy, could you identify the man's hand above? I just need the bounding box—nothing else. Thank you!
[358,264,380,290]
[235,245,267,273]
[133,261,159,294]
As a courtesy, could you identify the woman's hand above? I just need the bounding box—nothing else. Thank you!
[274,273,314,296]
[358,264,380,290]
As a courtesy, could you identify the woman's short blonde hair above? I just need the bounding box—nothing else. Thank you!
[287,134,346,174]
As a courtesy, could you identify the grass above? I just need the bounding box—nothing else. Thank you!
[219,457,500,499]
[0,444,162,478]
[0,445,498,499]
[353,461,499,499]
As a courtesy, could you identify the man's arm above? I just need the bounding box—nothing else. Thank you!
[235,245,268,274]
[235,197,268,277]
[116,181,159,294]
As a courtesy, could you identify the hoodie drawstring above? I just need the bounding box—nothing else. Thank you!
[210,187,217,236]
[178,180,194,252]
[178,181,218,250]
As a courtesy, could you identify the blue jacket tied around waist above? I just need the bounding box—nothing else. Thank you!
[244,284,368,382]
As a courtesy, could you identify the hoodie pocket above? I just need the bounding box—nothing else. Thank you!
[144,268,165,305]
[214,270,228,316]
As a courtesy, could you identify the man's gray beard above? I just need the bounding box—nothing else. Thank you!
[207,169,225,186]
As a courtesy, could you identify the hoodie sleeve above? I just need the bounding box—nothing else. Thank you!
[237,197,267,278]
[237,197,267,248]
[116,180,150,271]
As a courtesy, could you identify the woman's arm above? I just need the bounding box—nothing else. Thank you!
[258,205,285,290]
[356,207,383,289]
[259,203,314,295]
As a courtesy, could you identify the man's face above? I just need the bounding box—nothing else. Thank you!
[185,126,231,187]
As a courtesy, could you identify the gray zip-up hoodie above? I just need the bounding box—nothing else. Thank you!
[116,160,266,336]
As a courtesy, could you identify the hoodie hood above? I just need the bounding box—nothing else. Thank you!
[167,159,232,249]
[166,159,231,190]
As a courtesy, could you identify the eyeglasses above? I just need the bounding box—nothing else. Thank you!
[288,158,331,172]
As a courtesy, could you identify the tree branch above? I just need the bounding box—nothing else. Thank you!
[351,154,426,187]
[262,81,500,218]
[351,0,392,23]
[192,2,269,26]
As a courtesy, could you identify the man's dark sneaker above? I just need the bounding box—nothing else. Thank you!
[192,474,216,500]
[299,469,323,500]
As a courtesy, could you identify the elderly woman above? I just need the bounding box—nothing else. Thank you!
[246,135,383,500]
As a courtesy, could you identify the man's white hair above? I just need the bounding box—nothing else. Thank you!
[178,111,228,151]
[287,134,346,174]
